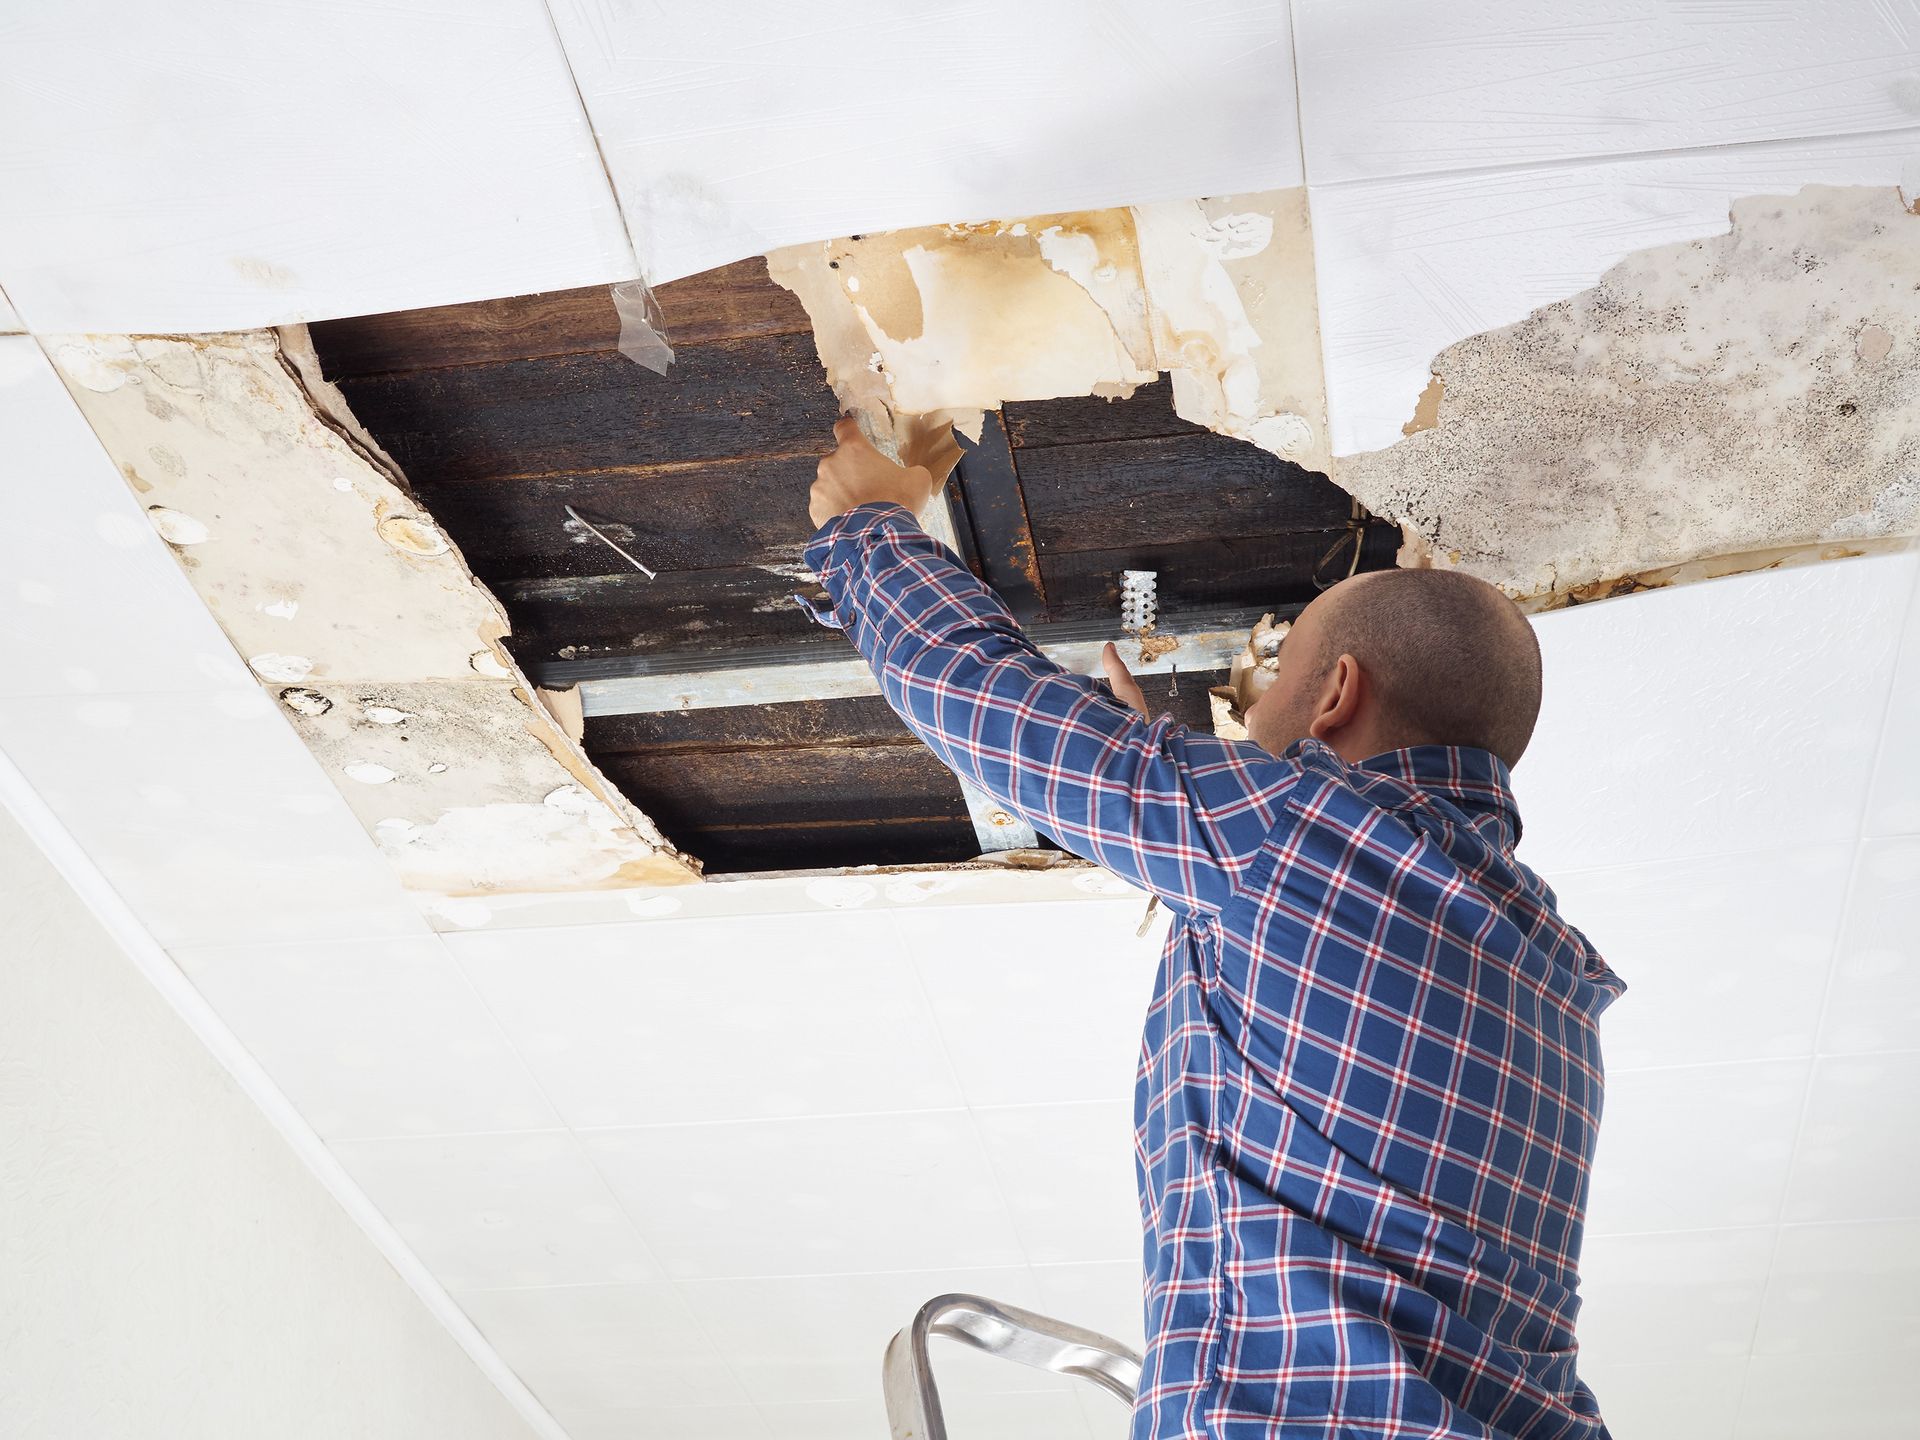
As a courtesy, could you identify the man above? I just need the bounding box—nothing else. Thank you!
[806,417,1625,1440]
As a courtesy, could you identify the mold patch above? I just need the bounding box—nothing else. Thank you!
[1333,185,1920,601]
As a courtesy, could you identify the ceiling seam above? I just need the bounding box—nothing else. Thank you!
[534,0,646,282]
[1302,119,1920,193]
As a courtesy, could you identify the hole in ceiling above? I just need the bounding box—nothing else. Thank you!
[306,261,1396,873]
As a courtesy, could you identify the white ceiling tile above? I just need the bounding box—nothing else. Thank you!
[455,1283,749,1415]
[173,935,554,1140]
[450,912,962,1128]
[584,1111,1026,1280]
[328,1130,656,1290]
[1820,839,1920,1055]
[974,1102,1142,1266]
[1736,1351,1912,1439]
[1753,1219,1920,1360]
[1516,554,1919,875]
[1864,570,1920,838]
[0,689,423,947]
[1577,1358,1744,1440]
[759,1392,1094,1440]
[0,3,634,333]
[0,337,254,699]
[546,0,1305,283]
[1031,1262,1148,1355]
[1292,1,1920,185]
[1544,847,1852,1071]
[1784,1052,1920,1223]
[904,901,1160,1109]
[551,1405,769,1440]
[1308,134,1917,455]
[0,286,21,332]
[680,1267,1067,1407]
[1578,1227,1774,1369]
[1586,1060,1807,1238]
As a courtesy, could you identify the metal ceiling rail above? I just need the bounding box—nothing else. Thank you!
[565,605,1274,718]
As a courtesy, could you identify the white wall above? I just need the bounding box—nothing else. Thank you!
[0,801,543,1440]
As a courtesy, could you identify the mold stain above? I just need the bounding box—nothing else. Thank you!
[1333,184,1920,602]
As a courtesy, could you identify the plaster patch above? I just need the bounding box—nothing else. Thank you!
[1333,185,1920,602]
[275,679,690,895]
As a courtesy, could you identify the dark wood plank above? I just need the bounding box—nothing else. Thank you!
[588,695,919,754]
[308,260,810,377]
[664,815,981,875]
[597,742,971,857]
[333,334,839,483]
[494,564,829,668]
[952,411,1045,621]
[1037,526,1400,623]
[1002,380,1202,449]
[1016,433,1354,554]
[418,455,820,580]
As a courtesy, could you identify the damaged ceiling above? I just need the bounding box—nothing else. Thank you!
[302,256,1392,872]
[41,173,1920,888]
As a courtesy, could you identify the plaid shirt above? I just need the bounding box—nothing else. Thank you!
[806,505,1626,1440]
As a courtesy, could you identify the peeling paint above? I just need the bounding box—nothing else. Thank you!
[1334,185,1920,601]
[768,190,1328,471]
[49,328,699,895]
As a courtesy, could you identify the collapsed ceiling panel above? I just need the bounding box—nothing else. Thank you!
[47,331,696,895]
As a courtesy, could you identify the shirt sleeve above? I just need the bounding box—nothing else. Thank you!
[804,502,1299,915]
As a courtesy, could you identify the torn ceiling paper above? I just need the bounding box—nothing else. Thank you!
[767,189,1331,474]
[48,329,698,894]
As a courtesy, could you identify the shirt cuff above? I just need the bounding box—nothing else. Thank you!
[801,501,922,573]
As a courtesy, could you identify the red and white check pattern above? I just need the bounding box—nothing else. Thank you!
[807,505,1626,1439]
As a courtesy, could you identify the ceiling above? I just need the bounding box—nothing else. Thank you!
[3,3,1919,1439]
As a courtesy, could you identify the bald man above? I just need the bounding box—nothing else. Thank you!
[805,420,1625,1440]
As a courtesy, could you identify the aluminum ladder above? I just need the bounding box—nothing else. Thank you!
[883,1293,1142,1440]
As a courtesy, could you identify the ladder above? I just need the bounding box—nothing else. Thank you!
[882,1293,1143,1440]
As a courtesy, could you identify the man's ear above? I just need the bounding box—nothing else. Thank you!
[1307,654,1367,742]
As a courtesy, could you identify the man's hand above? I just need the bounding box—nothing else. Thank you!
[1102,642,1150,718]
[809,416,961,530]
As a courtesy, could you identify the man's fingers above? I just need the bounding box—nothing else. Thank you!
[1102,641,1150,718]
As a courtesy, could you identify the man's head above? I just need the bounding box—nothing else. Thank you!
[1244,568,1544,768]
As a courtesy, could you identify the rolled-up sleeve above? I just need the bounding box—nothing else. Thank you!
[805,503,1297,915]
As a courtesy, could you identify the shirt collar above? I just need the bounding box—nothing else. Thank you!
[1353,744,1524,847]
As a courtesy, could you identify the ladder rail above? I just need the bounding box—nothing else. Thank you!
[882,1292,1142,1440]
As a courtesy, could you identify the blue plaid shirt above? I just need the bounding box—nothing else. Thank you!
[805,505,1626,1440]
